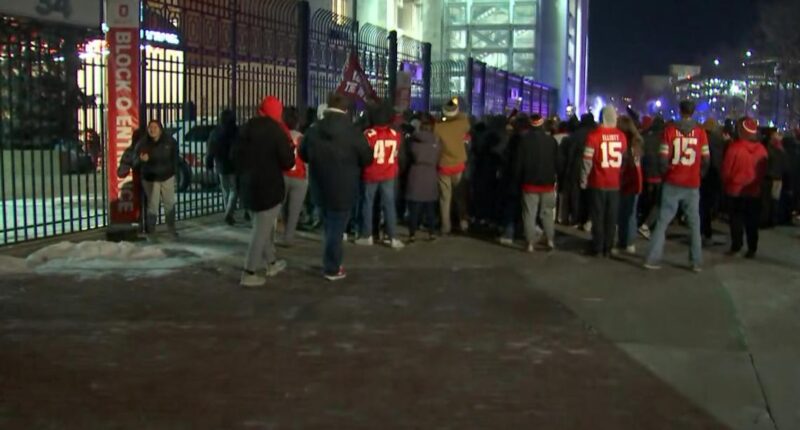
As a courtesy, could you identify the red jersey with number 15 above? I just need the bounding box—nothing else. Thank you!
[584,127,628,190]
[363,126,401,183]
[660,124,709,188]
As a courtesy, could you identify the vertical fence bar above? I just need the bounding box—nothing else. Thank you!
[465,57,474,115]
[297,1,310,112]
[422,42,431,112]
[388,30,398,106]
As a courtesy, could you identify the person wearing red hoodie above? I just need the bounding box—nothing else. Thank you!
[581,106,628,257]
[355,102,405,249]
[235,96,296,287]
[722,117,768,258]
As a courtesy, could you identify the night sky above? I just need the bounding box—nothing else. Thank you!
[588,0,760,95]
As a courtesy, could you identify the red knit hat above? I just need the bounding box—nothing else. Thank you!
[737,117,759,141]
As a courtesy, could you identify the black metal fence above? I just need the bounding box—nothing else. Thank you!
[432,58,556,118]
[1,0,556,246]
[0,17,108,245]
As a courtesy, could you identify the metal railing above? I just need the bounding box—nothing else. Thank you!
[1,0,555,246]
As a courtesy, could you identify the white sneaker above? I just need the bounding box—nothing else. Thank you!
[343,233,349,241]
[582,221,592,232]
[324,267,347,281]
[499,237,514,246]
[625,245,636,255]
[526,242,534,253]
[638,225,651,240]
[546,240,556,251]
[355,236,373,246]
[240,271,266,287]
[388,238,405,250]
[266,259,287,277]
[459,220,470,232]
[610,248,620,256]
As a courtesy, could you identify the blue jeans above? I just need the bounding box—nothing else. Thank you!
[321,209,350,275]
[360,179,398,239]
[617,194,639,248]
[645,184,702,266]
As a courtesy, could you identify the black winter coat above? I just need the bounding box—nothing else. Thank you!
[559,125,593,191]
[234,116,295,212]
[133,134,179,182]
[205,123,238,175]
[299,111,373,212]
[513,128,563,188]
[405,130,442,202]
[642,125,665,180]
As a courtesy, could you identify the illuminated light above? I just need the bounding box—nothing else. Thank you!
[746,50,752,58]
[721,107,726,112]
[591,97,604,122]
[752,104,758,110]
[714,59,720,66]
[655,100,662,108]
[142,29,180,45]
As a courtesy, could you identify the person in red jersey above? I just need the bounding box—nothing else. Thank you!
[279,107,308,247]
[355,102,405,249]
[644,100,710,272]
[581,106,628,257]
[722,117,768,258]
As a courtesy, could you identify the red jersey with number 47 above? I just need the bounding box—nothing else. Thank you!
[584,127,628,189]
[363,126,401,182]
[660,124,709,188]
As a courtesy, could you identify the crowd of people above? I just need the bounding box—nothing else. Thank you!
[123,91,800,287]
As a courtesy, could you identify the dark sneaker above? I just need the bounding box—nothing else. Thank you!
[744,250,756,259]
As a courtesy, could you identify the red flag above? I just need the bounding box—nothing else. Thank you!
[336,52,378,103]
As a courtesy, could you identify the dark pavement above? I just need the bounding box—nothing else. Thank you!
[0,221,743,429]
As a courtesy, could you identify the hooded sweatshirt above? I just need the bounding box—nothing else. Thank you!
[659,118,710,188]
[581,107,628,190]
[299,109,373,211]
[205,110,238,175]
[235,96,295,211]
[722,138,768,197]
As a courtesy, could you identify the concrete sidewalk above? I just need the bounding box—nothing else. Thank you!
[0,218,797,429]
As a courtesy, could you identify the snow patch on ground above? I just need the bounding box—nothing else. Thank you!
[0,255,33,275]
[2,237,242,280]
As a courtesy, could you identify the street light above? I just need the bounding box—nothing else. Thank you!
[655,99,662,109]
[714,59,720,66]
[746,50,753,58]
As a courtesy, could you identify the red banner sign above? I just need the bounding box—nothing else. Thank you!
[107,0,141,225]
[336,52,378,104]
